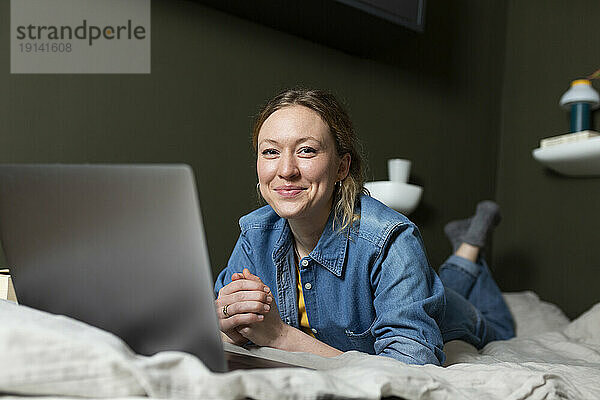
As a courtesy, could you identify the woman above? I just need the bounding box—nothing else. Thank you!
[214,89,514,365]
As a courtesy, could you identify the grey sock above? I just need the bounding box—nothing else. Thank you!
[462,201,501,248]
[444,218,472,252]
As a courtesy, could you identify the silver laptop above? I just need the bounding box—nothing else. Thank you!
[0,164,299,372]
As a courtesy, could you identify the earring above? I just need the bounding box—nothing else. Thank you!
[256,183,260,190]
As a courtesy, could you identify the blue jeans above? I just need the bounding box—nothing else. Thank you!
[439,255,515,348]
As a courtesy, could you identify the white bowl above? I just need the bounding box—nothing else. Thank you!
[364,181,423,215]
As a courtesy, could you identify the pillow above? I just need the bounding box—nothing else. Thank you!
[502,291,570,337]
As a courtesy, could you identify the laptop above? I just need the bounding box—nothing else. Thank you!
[0,164,301,372]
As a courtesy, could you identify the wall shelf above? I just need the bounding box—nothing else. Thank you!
[532,135,600,176]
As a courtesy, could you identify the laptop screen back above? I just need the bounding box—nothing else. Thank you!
[0,164,226,372]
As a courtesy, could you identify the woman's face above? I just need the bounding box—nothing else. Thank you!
[257,105,350,224]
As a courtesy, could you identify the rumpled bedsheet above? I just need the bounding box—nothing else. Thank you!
[0,292,599,400]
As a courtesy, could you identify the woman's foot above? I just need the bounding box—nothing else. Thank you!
[443,218,472,252]
[444,201,501,252]
[463,201,501,248]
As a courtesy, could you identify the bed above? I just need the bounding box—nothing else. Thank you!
[1,291,599,399]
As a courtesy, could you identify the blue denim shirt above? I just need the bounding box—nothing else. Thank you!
[214,194,446,365]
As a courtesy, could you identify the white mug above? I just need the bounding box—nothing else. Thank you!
[388,159,411,183]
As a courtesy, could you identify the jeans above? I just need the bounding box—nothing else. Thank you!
[439,255,515,349]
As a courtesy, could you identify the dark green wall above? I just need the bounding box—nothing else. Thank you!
[493,0,600,318]
[0,0,507,277]
[3,0,597,322]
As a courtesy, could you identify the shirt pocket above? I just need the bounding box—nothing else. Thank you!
[344,319,377,354]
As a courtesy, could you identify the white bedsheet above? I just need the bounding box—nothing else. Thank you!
[0,292,598,400]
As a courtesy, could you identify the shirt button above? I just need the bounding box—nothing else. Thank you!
[301,259,309,267]
[304,282,312,290]
[311,328,318,334]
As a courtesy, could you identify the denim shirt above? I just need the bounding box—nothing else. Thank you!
[214,194,446,365]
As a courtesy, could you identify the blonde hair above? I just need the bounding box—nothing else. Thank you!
[252,88,367,231]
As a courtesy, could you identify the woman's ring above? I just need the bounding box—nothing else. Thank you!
[222,304,229,317]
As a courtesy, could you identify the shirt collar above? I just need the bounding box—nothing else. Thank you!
[272,208,355,277]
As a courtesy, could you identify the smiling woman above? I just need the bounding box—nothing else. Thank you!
[213,89,515,365]
[256,105,350,240]
[253,90,366,231]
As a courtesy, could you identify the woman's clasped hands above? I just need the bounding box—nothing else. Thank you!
[215,268,288,347]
